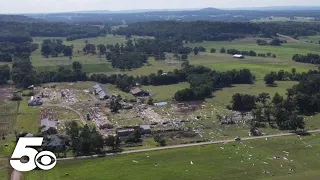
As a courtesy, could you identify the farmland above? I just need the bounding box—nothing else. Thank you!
[2,30,320,180]
[24,134,320,180]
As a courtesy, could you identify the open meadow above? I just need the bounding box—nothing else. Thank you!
[186,38,318,78]
[24,134,320,180]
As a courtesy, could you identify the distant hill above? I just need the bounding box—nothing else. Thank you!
[0,15,40,23]
[230,6,320,11]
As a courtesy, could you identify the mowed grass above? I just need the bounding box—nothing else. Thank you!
[186,38,318,79]
[142,82,190,102]
[24,134,320,180]
[14,98,40,133]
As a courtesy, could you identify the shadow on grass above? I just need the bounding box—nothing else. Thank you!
[266,83,278,87]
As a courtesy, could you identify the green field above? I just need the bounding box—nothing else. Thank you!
[14,98,40,133]
[142,82,189,102]
[24,134,320,180]
[185,38,318,78]
[31,35,153,73]
[299,36,320,44]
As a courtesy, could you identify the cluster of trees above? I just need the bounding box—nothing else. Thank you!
[66,121,104,155]
[6,51,87,88]
[229,92,305,131]
[0,65,11,84]
[0,36,38,63]
[83,43,97,55]
[223,48,276,58]
[264,68,320,85]
[174,63,255,101]
[292,53,320,65]
[256,38,286,46]
[288,74,320,114]
[41,39,73,57]
[103,38,192,69]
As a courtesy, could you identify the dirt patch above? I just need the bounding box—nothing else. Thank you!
[174,101,203,113]
[0,85,14,100]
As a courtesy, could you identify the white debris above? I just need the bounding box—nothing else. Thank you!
[220,147,224,150]
[132,160,139,163]
[190,161,194,165]
[263,162,268,164]
[283,151,289,154]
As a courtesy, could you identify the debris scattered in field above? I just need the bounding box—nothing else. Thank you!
[132,160,139,163]
[190,161,194,165]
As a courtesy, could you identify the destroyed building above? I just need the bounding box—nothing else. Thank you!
[93,84,110,100]
[130,87,149,97]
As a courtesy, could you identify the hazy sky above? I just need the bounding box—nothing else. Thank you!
[1,0,320,14]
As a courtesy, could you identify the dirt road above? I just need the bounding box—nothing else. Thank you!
[10,170,21,180]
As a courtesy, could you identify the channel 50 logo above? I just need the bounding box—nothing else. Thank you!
[10,137,57,172]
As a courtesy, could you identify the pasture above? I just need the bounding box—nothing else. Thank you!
[24,134,320,180]
[186,38,318,78]
[31,35,153,73]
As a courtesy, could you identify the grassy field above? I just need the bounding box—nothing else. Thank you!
[186,38,318,78]
[24,134,320,180]
[14,98,40,134]
[31,35,153,73]
[142,82,189,102]
[299,36,320,44]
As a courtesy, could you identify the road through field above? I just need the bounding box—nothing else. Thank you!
[58,129,320,161]
[8,129,320,180]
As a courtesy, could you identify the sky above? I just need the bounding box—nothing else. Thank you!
[1,0,320,14]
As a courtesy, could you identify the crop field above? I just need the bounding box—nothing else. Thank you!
[24,134,320,180]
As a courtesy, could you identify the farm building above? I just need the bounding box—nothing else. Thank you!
[93,84,110,100]
[130,88,149,97]
[233,54,244,59]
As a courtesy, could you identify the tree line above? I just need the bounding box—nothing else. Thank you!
[292,53,320,65]
[0,21,105,43]
[264,68,320,85]
[221,48,276,58]
[116,21,320,42]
